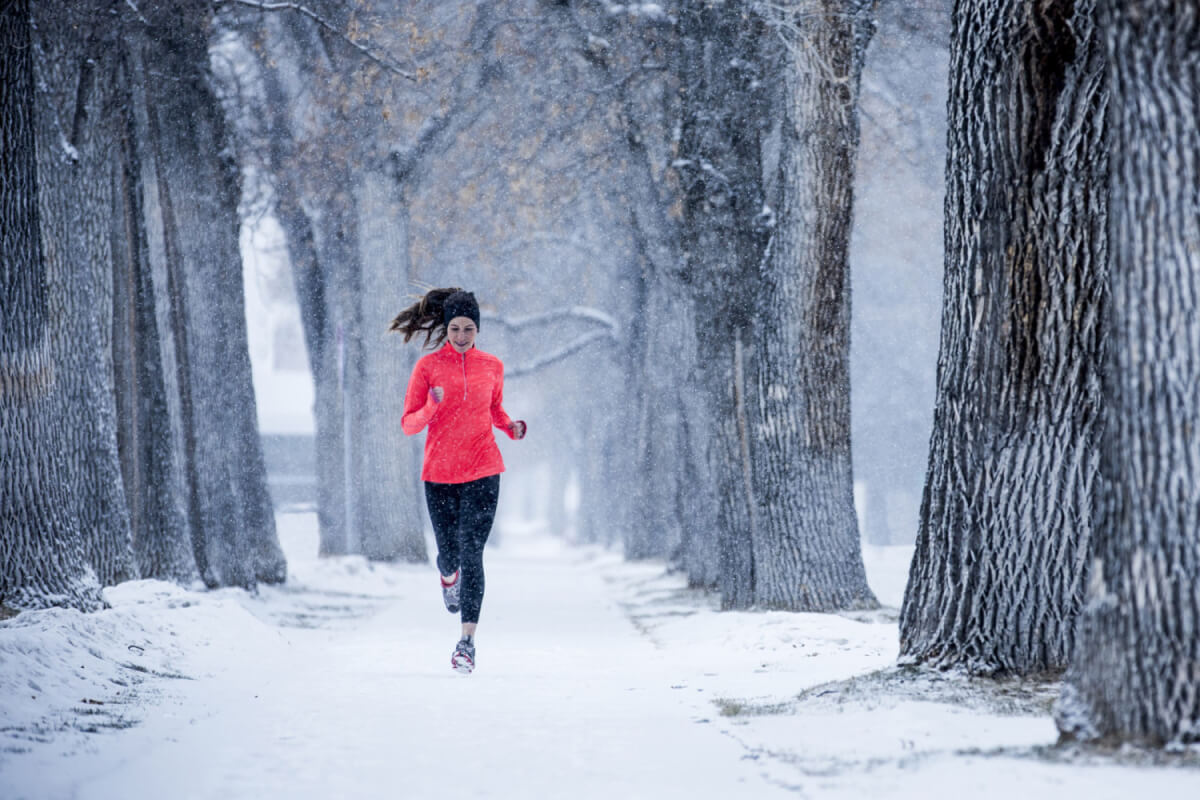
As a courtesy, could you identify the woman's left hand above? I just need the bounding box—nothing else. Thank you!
[510,421,527,440]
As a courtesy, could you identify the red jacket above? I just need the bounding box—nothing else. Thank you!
[402,342,520,484]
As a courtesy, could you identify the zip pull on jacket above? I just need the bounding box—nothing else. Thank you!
[401,342,522,484]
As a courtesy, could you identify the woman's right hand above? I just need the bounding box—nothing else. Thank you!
[430,386,444,403]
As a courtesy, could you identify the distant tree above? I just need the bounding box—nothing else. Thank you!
[542,0,718,579]
[226,0,429,563]
[900,0,1107,673]
[1057,0,1200,746]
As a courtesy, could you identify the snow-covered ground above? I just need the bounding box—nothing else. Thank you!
[2,515,1198,799]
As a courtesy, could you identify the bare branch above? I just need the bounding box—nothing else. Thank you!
[216,0,416,81]
[504,330,617,379]
[482,307,620,334]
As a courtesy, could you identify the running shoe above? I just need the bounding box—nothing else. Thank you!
[441,570,461,614]
[451,637,475,674]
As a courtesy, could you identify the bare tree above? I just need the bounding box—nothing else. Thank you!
[899,0,1107,674]
[675,0,770,608]
[675,0,878,610]
[223,0,430,562]
[1057,0,1200,746]
[745,0,878,611]
[1,0,108,612]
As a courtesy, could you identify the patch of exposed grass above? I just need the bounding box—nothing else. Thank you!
[713,697,794,718]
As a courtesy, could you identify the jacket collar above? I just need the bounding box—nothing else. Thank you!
[440,341,476,358]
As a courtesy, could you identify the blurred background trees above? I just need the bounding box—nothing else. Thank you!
[4,0,946,614]
[219,0,944,611]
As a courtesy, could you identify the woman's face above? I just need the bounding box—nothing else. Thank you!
[447,317,477,353]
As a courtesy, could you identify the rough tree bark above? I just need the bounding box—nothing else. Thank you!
[0,0,106,612]
[676,0,769,609]
[899,0,1107,673]
[32,0,138,590]
[3,0,285,607]
[677,1,880,610]
[1057,0,1200,746]
[747,0,878,611]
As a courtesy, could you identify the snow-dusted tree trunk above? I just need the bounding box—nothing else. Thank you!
[30,0,138,590]
[250,11,351,557]
[0,0,107,612]
[110,41,197,582]
[676,0,770,609]
[900,0,1107,672]
[137,0,285,587]
[1057,0,1200,746]
[747,0,877,611]
[4,0,283,606]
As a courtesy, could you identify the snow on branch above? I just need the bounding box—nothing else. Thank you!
[482,306,619,334]
[503,330,616,379]
[480,307,620,378]
[216,0,416,81]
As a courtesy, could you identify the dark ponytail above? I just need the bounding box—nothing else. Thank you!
[388,287,463,348]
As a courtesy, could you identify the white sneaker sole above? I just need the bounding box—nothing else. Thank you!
[451,654,474,674]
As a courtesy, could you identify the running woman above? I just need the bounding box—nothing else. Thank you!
[390,288,526,674]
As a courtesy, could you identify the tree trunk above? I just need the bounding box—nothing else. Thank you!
[355,172,426,562]
[312,184,362,557]
[251,11,349,557]
[33,0,137,589]
[899,0,1107,673]
[0,0,105,612]
[747,0,877,611]
[138,0,285,587]
[677,0,769,610]
[110,42,196,582]
[617,46,714,573]
[1057,0,1200,746]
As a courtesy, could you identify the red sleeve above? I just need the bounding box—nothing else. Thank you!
[491,362,519,439]
[401,359,439,435]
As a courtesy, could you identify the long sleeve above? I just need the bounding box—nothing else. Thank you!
[490,366,518,439]
[401,361,439,435]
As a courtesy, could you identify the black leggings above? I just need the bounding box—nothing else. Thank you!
[425,475,500,624]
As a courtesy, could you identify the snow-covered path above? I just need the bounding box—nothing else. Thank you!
[6,514,1200,799]
[3,518,790,799]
